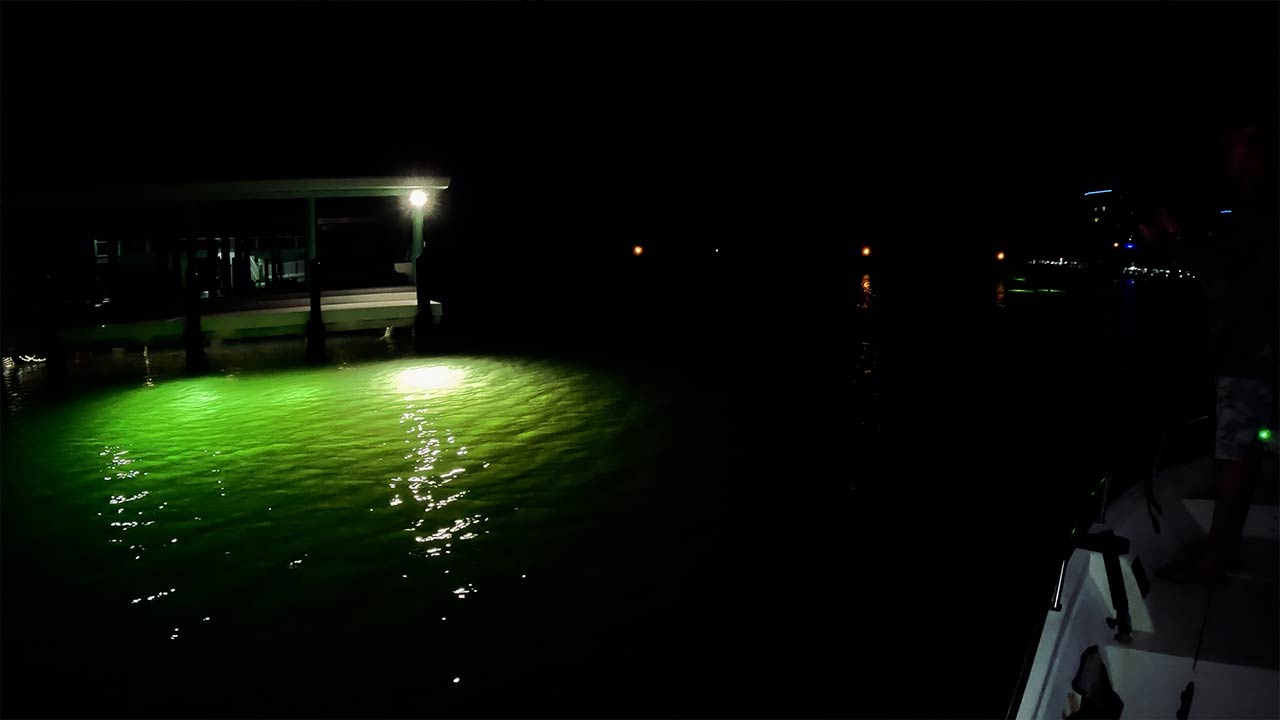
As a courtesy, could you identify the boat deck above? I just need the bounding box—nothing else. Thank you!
[1018,454,1279,719]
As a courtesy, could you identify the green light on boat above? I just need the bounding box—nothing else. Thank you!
[1261,428,1273,442]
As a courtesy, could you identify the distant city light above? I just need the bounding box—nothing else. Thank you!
[995,251,1005,261]
[1124,243,1135,249]
[1029,258,1086,269]
[861,246,871,257]
[1122,264,1194,280]
[633,245,644,257]
[1083,189,1113,196]
[1220,209,1232,214]
[409,190,429,208]
[1260,428,1273,442]
[1113,242,1120,248]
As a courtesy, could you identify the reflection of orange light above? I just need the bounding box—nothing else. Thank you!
[633,245,644,257]
[861,246,871,257]
[996,251,1006,261]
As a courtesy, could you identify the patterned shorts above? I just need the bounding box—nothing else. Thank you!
[1215,376,1277,461]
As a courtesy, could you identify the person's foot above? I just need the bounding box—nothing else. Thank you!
[1182,538,1242,569]
[1156,549,1229,584]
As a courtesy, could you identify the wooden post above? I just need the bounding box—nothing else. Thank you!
[184,206,207,373]
[410,207,423,283]
[219,236,233,297]
[304,198,325,362]
[412,208,431,352]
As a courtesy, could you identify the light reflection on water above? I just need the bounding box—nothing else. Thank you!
[858,273,874,310]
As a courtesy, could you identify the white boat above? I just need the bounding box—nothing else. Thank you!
[1012,430,1278,719]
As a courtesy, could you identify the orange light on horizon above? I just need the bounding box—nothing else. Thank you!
[633,245,644,257]
[996,251,1006,261]
[861,246,871,257]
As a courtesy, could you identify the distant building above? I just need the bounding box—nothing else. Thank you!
[1080,189,1140,260]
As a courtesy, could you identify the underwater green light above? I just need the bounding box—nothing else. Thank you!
[1260,428,1273,442]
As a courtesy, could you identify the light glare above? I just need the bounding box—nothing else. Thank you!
[409,190,429,208]
[395,366,464,394]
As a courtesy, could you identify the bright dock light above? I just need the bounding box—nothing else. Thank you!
[409,190,429,208]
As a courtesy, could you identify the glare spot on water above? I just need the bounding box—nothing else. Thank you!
[394,366,465,396]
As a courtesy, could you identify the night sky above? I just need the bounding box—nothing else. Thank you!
[2,2,1276,336]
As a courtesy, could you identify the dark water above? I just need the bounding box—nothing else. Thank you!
[2,278,1211,717]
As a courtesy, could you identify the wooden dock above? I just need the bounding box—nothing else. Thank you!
[60,288,440,348]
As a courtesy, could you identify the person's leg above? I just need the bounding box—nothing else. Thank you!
[1157,377,1268,583]
[1207,457,1259,555]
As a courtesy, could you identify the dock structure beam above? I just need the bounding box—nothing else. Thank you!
[304,197,326,363]
[183,206,207,373]
[411,207,424,283]
[411,205,433,351]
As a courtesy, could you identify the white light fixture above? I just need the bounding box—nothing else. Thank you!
[409,190,429,208]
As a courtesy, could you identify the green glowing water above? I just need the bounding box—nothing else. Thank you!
[2,353,719,715]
